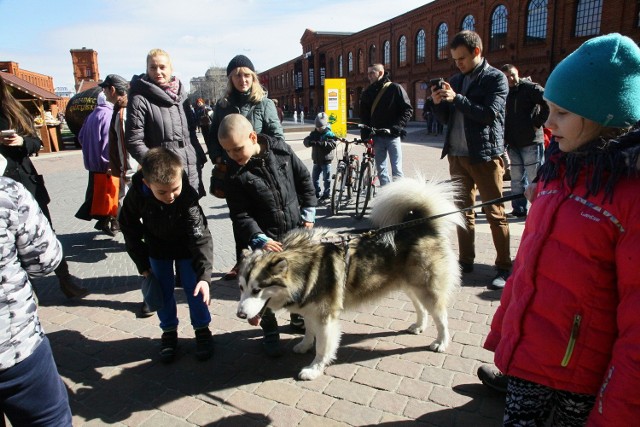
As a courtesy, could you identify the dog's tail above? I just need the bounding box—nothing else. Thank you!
[369,176,465,236]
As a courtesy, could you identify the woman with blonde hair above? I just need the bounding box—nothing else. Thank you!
[125,48,206,197]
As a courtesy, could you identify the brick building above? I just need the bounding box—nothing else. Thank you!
[260,0,640,121]
[70,48,100,93]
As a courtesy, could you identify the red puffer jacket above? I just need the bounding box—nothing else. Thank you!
[485,139,640,426]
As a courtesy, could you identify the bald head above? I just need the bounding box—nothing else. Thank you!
[218,114,259,165]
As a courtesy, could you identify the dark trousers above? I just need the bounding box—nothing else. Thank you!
[0,337,72,426]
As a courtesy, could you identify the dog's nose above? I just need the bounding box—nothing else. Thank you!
[237,310,247,319]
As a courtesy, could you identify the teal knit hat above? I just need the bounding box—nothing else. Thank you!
[544,33,640,128]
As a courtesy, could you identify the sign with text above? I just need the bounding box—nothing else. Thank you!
[324,78,347,138]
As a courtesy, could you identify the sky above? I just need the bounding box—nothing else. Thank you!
[0,0,426,92]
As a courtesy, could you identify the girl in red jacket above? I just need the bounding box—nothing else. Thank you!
[485,33,640,426]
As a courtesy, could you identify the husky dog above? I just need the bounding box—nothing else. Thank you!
[237,177,464,380]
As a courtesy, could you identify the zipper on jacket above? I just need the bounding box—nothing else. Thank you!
[561,314,581,367]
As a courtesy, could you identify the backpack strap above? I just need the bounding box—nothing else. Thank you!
[371,82,392,116]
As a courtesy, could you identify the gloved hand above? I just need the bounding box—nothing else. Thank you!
[360,128,372,141]
[390,125,406,138]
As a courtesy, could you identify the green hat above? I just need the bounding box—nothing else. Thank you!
[544,33,640,128]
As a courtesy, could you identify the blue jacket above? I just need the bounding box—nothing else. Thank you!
[434,59,508,163]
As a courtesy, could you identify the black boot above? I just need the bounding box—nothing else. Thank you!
[55,259,88,299]
[160,330,178,363]
[194,327,214,361]
[260,309,282,358]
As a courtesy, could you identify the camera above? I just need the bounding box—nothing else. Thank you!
[428,78,445,90]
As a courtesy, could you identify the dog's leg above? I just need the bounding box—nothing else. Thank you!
[293,321,315,354]
[421,294,450,353]
[298,318,341,381]
[406,290,429,334]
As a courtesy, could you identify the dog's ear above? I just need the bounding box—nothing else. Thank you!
[269,258,288,276]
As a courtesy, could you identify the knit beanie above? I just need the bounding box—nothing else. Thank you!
[227,55,255,76]
[544,33,640,128]
[315,112,328,129]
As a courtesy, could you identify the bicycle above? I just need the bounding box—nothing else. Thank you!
[349,123,390,219]
[330,138,360,215]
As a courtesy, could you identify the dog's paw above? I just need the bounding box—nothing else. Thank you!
[293,340,313,354]
[408,323,425,334]
[298,366,323,381]
[429,340,448,353]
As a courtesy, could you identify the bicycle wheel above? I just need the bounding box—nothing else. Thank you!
[355,162,373,219]
[347,159,359,199]
[331,165,346,214]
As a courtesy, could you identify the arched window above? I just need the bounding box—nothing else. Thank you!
[338,55,343,77]
[348,51,353,73]
[398,35,407,66]
[526,0,548,43]
[575,0,602,37]
[436,23,449,60]
[415,29,426,64]
[490,5,508,51]
[383,41,391,67]
[358,49,364,73]
[368,44,376,65]
[461,14,475,31]
[329,58,334,78]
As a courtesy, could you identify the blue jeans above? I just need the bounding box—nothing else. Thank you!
[373,135,403,186]
[312,163,332,198]
[508,144,544,214]
[149,258,211,331]
[0,337,72,426]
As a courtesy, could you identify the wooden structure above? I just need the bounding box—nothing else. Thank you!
[0,71,62,152]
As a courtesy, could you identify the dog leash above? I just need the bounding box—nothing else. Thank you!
[359,193,526,239]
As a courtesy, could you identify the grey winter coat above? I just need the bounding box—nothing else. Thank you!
[125,74,203,195]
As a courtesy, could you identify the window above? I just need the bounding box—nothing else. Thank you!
[461,14,475,31]
[436,23,449,60]
[416,29,426,64]
[348,52,353,73]
[338,55,343,77]
[526,0,548,43]
[398,35,407,66]
[384,41,391,67]
[490,5,508,51]
[369,44,376,65]
[358,49,364,73]
[575,0,602,37]
[329,58,335,78]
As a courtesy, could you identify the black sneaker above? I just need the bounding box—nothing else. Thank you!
[160,330,178,363]
[459,262,474,274]
[139,302,155,318]
[194,327,214,361]
[488,269,510,290]
[260,313,282,358]
[507,210,527,218]
[477,364,508,393]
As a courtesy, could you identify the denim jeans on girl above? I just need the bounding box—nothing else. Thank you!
[149,258,211,331]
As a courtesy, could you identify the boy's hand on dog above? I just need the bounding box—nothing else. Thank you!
[194,281,211,305]
[263,240,283,252]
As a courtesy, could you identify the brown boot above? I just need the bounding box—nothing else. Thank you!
[55,259,88,299]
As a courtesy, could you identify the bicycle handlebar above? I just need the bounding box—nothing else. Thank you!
[346,122,391,136]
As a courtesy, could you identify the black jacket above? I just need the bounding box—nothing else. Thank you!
[433,59,508,163]
[0,115,50,216]
[504,79,549,148]
[225,134,316,246]
[125,74,206,197]
[303,128,336,164]
[118,171,213,283]
[360,74,413,137]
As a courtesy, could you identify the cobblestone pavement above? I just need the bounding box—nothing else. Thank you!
[29,122,526,426]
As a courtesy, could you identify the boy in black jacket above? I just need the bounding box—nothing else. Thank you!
[303,112,337,202]
[119,147,213,363]
[218,114,316,356]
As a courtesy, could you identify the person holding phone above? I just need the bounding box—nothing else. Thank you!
[0,75,88,299]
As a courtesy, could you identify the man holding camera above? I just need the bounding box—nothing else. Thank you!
[431,30,511,290]
[359,63,413,186]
